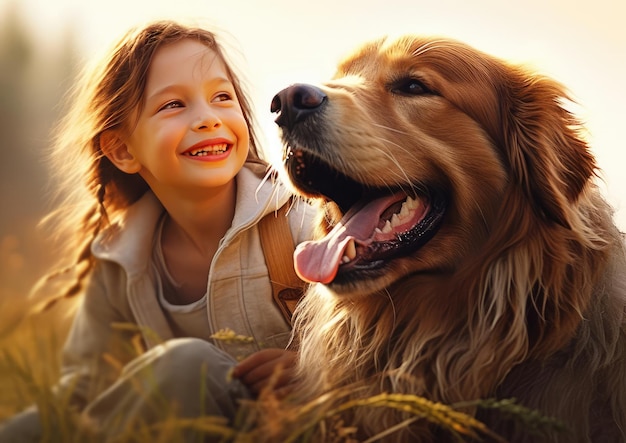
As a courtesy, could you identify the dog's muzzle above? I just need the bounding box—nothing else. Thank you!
[271,84,328,130]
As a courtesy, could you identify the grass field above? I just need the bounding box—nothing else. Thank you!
[0,295,566,442]
[0,301,68,418]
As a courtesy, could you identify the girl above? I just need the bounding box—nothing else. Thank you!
[0,19,315,442]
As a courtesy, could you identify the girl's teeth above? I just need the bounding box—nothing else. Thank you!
[188,144,228,156]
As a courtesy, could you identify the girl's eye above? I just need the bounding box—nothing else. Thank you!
[213,92,233,103]
[159,100,184,111]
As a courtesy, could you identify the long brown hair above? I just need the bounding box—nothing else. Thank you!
[36,20,265,308]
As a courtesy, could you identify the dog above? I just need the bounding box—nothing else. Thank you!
[269,35,626,442]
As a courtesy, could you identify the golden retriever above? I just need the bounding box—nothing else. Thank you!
[269,36,626,442]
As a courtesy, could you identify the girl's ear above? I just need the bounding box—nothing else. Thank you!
[100,130,142,174]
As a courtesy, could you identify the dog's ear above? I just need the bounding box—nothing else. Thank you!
[496,73,597,228]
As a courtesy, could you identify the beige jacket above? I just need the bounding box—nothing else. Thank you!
[60,164,316,405]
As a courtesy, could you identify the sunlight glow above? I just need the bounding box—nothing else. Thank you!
[4,0,626,230]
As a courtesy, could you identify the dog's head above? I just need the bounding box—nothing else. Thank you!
[271,36,596,298]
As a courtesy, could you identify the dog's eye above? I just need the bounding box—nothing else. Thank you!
[390,78,431,96]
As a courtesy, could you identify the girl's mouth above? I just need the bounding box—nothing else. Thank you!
[184,143,230,157]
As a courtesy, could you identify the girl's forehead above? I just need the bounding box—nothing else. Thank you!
[147,39,228,86]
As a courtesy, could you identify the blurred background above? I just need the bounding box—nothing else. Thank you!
[0,0,624,313]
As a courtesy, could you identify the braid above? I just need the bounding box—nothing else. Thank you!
[34,212,102,313]
[35,168,112,312]
[67,182,110,298]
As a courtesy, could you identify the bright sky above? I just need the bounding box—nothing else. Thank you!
[6,0,626,230]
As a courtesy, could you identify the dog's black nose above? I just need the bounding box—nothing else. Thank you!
[271,84,327,130]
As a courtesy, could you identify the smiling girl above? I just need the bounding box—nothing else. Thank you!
[0,20,315,442]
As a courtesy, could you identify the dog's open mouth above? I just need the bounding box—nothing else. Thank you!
[287,147,446,284]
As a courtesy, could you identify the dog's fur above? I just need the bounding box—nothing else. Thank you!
[270,35,626,442]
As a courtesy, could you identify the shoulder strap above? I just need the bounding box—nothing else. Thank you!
[258,202,305,325]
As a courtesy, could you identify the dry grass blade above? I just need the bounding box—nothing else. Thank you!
[327,393,505,442]
[1,315,563,443]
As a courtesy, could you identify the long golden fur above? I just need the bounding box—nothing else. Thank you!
[270,36,626,442]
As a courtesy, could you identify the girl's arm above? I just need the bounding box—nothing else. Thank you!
[59,260,138,408]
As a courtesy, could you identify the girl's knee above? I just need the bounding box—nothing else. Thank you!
[160,338,235,366]
[123,338,233,375]
[136,338,242,397]
[84,338,249,431]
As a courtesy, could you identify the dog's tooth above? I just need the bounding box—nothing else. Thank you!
[345,239,356,260]
[382,220,393,234]
[390,213,401,228]
[399,202,410,219]
[406,196,417,210]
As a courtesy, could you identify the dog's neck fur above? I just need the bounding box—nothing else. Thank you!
[291,196,626,441]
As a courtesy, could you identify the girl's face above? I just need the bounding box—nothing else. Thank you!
[122,39,250,197]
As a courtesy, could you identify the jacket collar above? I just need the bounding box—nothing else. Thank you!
[92,163,290,277]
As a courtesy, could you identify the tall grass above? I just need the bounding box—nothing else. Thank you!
[0,302,566,442]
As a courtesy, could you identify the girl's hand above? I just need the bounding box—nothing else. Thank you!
[232,348,296,396]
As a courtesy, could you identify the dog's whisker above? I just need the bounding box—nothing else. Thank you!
[364,138,416,188]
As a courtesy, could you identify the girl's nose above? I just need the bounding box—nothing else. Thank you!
[193,107,221,131]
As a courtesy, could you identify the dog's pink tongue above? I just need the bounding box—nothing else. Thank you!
[294,194,401,283]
